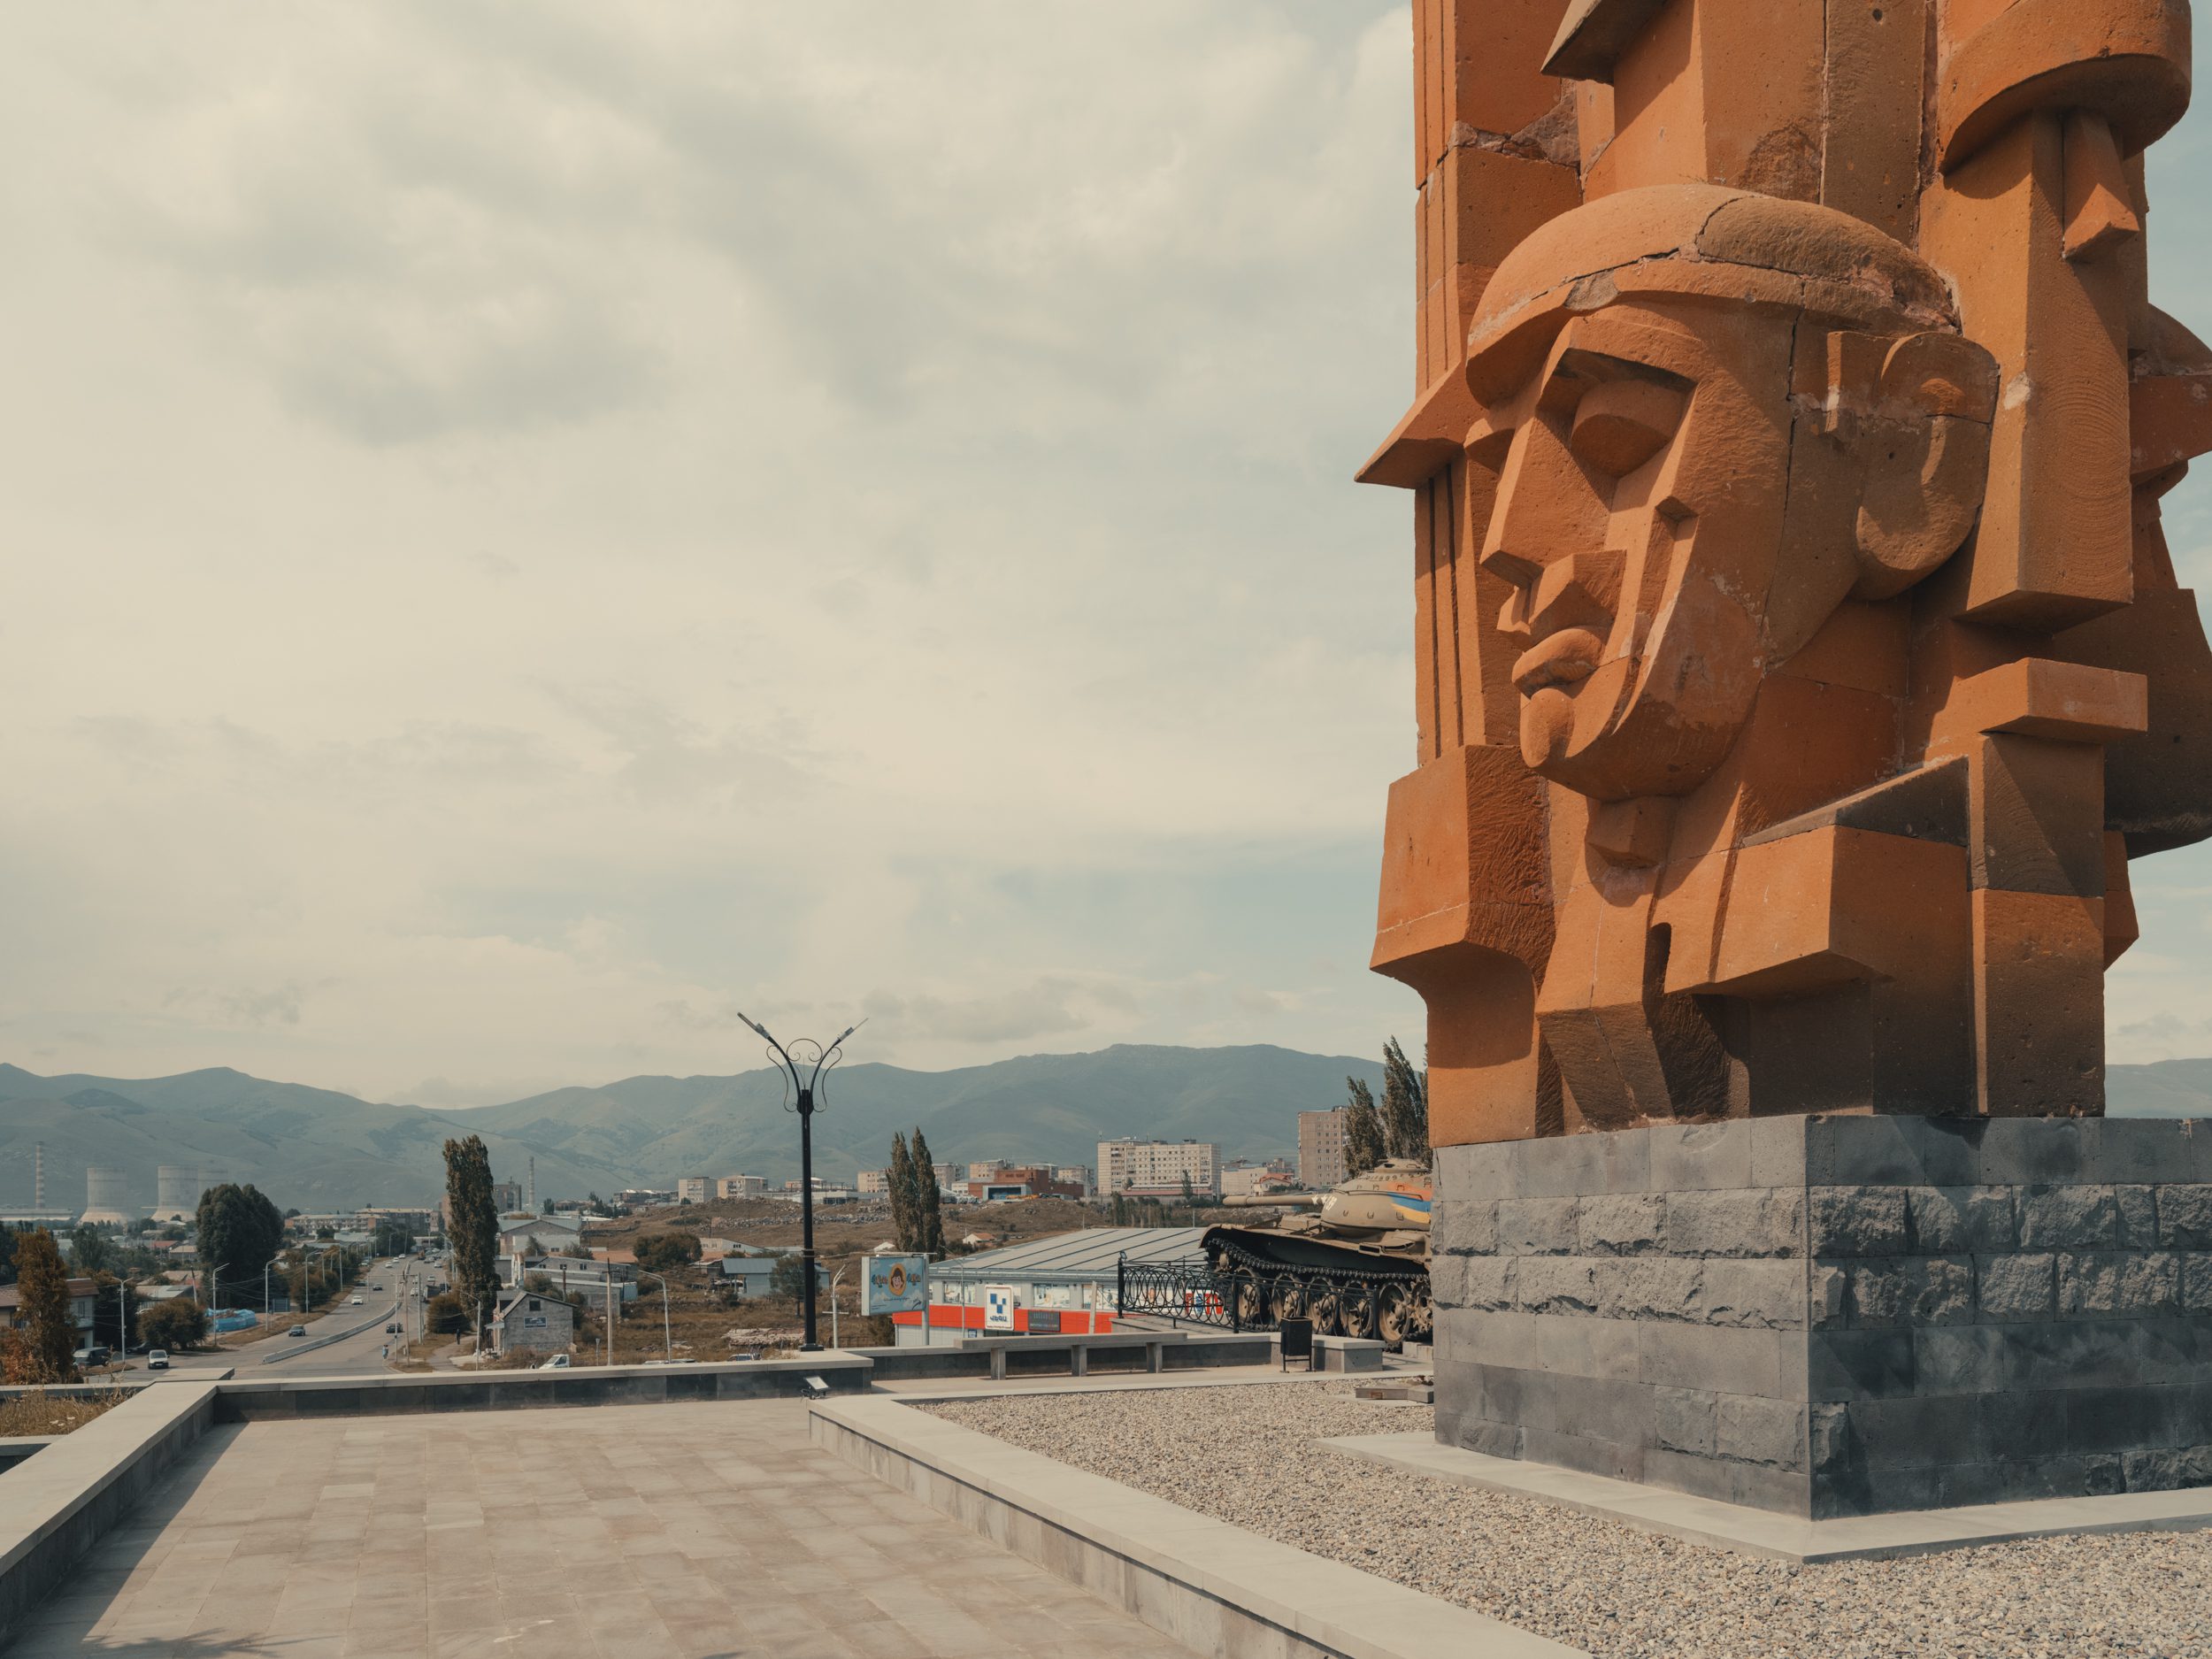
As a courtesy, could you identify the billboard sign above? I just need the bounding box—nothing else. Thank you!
[983,1284,1017,1332]
[862,1254,928,1315]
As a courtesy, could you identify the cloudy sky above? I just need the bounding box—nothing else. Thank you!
[5,4,2212,1108]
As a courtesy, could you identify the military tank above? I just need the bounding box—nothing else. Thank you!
[1201,1159,1432,1347]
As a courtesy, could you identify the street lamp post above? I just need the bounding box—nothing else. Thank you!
[733,1012,863,1352]
[636,1271,672,1360]
[204,1263,228,1348]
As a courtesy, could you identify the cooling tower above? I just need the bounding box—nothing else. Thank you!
[79,1164,133,1227]
[150,1164,199,1224]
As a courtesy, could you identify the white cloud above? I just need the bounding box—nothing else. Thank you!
[8,1,2208,1102]
[0,2,1429,1099]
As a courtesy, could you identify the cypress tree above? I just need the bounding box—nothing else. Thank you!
[442,1135,499,1325]
[888,1132,918,1253]
[16,1228,77,1382]
[1341,1078,1386,1177]
[910,1130,947,1256]
[1380,1037,1431,1167]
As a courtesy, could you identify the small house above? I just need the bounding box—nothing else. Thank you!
[490,1291,574,1356]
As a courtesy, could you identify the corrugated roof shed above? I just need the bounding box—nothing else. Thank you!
[929,1227,1205,1280]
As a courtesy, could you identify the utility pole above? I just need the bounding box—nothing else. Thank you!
[732,1012,864,1352]
[603,1274,613,1367]
[637,1271,672,1360]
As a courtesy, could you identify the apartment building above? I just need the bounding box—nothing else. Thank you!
[717,1174,767,1200]
[1298,1109,1348,1188]
[1220,1160,1295,1198]
[1095,1139,1220,1199]
[856,1169,889,1194]
[675,1177,711,1204]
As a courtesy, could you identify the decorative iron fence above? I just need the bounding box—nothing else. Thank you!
[1114,1253,1431,1345]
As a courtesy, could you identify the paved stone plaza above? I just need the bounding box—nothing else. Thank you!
[4,1398,1193,1658]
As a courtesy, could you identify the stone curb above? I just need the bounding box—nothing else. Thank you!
[0,1381,222,1647]
[1325,1431,2212,1563]
[812,1394,1586,1659]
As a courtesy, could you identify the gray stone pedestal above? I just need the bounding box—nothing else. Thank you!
[1432,1116,2212,1517]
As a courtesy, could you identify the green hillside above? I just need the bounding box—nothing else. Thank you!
[0,1044,1381,1212]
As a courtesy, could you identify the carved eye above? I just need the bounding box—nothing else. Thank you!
[1569,378,1686,478]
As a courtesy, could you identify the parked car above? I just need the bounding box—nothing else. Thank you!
[146,1349,170,1370]
[537,1355,571,1371]
[287,1325,307,1337]
[73,1345,111,1367]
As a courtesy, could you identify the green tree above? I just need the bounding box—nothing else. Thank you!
[770,1252,810,1302]
[195,1184,285,1310]
[442,1134,499,1325]
[888,1132,918,1253]
[138,1297,206,1350]
[541,1198,554,1215]
[15,1229,78,1381]
[910,1130,947,1256]
[634,1232,701,1272]
[70,1225,113,1275]
[1380,1037,1431,1166]
[88,1271,135,1351]
[1341,1079,1386,1178]
[424,1291,470,1335]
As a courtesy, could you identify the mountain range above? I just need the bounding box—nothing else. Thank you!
[4,1048,2208,1215]
[0,1045,1385,1212]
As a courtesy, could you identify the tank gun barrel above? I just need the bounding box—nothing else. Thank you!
[1219,1192,1323,1208]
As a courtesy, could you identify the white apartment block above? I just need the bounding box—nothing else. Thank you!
[856,1169,889,1194]
[1299,1110,1348,1188]
[966,1161,1004,1184]
[1221,1161,1294,1198]
[675,1177,710,1204]
[717,1174,767,1200]
[1051,1164,1093,1196]
[1096,1139,1220,1198]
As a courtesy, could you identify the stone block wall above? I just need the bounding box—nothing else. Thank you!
[1431,1116,2212,1517]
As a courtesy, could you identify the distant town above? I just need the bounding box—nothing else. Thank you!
[1,1110,1364,1370]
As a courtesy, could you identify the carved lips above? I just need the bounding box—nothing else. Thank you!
[1512,626,1605,695]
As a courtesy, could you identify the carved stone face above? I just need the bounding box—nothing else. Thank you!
[1475,297,1794,802]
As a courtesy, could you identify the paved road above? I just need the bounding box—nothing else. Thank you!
[140,1256,426,1381]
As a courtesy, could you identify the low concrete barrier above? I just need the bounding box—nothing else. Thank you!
[216,1354,874,1419]
[811,1394,1585,1659]
[857,1331,1274,1382]
[0,1437,54,1471]
[0,1381,222,1649]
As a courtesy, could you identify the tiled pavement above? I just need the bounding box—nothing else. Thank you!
[6,1398,1194,1659]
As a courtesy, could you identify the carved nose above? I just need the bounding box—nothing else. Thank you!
[1527,548,1625,639]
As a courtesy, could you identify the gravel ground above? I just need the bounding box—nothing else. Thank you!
[924,1382,2211,1659]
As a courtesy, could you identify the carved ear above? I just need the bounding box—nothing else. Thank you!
[1854,332,1999,600]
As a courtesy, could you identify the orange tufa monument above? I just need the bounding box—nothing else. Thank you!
[1368,1,2212,1516]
